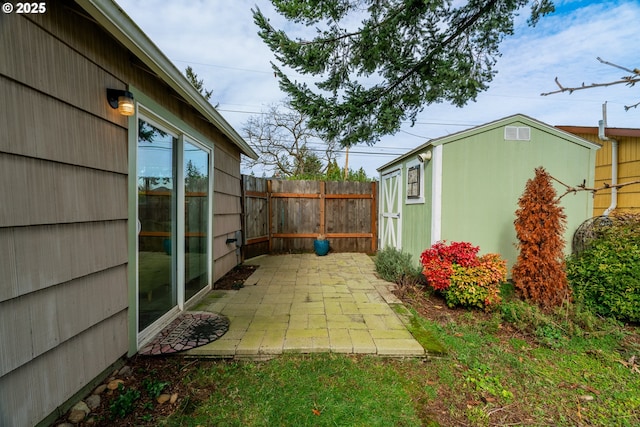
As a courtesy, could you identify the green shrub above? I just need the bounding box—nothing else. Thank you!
[109,384,141,419]
[374,247,423,284]
[500,298,623,347]
[142,377,169,399]
[567,222,640,323]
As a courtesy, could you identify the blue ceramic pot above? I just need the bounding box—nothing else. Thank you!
[163,238,172,255]
[314,239,330,256]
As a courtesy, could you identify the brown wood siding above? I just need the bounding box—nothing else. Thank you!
[0,154,127,226]
[562,132,640,215]
[213,162,243,280]
[1,2,245,425]
[0,79,128,173]
[0,222,127,301]
[1,12,131,423]
[0,265,127,377]
[0,311,127,427]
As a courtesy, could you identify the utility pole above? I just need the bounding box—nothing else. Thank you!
[344,146,349,180]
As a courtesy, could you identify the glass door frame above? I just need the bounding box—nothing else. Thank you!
[134,106,214,349]
[182,139,213,302]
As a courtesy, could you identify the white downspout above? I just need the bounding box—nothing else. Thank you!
[599,103,618,216]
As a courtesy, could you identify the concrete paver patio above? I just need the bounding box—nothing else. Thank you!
[186,253,426,359]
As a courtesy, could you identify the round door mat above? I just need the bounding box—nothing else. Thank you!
[139,312,229,355]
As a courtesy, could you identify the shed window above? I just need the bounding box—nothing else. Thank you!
[407,165,420,198]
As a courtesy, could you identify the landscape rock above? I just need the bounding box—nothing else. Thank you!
[118,365,133,377]
[71,401,90,415]
[67,409,86,424]
[93,384,107,395]
[157,393,171,404]
[107,379,124,390]
[85,394,101,410]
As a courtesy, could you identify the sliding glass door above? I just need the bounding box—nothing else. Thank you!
[184,142,210,300]
[137,119,177,331]
[136,117,212,334]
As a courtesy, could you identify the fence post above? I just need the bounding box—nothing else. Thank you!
[267,179,273,253]
[371,181,377,253]
[319,181,326,236]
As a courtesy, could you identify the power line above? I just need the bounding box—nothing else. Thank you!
[218,107,478,130]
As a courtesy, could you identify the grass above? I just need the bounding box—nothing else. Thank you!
[165,354,424,426]
[156,296,640,426]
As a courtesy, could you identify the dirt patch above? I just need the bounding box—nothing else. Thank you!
[86,356,209,426]
[213,263,258,290]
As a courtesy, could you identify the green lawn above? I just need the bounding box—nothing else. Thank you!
[156,299,640,427]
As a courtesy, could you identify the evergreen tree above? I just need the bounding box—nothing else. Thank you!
[185,66,214,103]
[253,0,554,147]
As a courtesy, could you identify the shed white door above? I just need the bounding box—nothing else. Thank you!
[380,169,402,250]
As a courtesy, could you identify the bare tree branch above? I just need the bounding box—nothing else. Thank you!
[597,56,640,75]
[541,58,640,111]
[551,175,640,201]
[541,77,640,96]
[242,100,339,177]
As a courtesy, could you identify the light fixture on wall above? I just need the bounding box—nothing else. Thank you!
[416,151,432,162]
[106,88,135,116]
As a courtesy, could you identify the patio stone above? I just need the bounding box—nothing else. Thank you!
[286,328,328,339]
[339,302,360,315]
[260,330,286,354]
[358,303,394,315]
[374,339,425,356]
[184,253,427,359]
[349,330,377,354]
[236,331,266,355]
[283,336,315,352]
[189,338,238,356]
[308,314,327,329]
[329,329,353,353]
[369,329,414,340]
[324,301,343,315]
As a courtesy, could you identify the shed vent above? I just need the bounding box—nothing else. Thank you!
[504,126,531,141]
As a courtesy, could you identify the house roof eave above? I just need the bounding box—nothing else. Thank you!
[76,0,259,160]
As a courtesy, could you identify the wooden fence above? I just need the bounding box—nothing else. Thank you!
[241,175,377,257]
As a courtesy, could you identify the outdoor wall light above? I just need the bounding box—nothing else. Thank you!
[107,88,135,116]
[417,151,432,162]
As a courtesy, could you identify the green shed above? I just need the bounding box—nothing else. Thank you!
[377,114,600,271]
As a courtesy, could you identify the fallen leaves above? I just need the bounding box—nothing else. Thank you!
[618,355,640,374]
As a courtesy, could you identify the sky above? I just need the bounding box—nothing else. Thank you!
[116,0,640,178]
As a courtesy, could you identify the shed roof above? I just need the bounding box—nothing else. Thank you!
[76,0,258,159]
[377,114,600,171]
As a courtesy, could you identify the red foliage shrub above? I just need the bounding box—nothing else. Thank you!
[447,254,507,310]
[420,241,479,290]
[420,242,507,310]
[512,167,569,308]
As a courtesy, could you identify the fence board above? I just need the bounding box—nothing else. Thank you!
[241,176,270,258]
[241,176,377,255]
